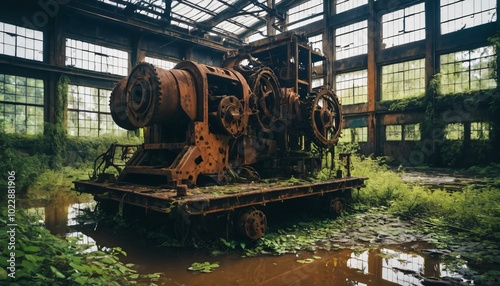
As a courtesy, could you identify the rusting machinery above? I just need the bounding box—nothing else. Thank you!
[109,33,342,193]
[75,33,365,240]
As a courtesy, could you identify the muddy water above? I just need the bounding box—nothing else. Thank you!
[20,194,470,286]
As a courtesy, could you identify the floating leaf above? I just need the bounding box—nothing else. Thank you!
[296,258,314,264]
[188,261,220,273]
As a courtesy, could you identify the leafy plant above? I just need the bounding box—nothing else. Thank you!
[0,208,162,285]
[187,262,220,273]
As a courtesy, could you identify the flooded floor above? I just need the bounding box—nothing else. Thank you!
[20,195,473,286]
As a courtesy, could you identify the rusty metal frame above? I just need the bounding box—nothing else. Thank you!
[74,177,366,216]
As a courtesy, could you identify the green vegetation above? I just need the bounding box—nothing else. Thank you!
[0,128,141,201]
[379,95,425,111]
[0,208,161,285]
[44,76,69,170]
[349,155,500,237]
[187,262,219,273]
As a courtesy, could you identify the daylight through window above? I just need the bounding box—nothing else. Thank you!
[0,74,44,135]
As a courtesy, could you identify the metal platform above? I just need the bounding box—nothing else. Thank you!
[74,177,366,216]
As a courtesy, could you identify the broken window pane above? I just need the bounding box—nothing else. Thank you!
[382,3,425,48]
[336,0,368,14]
[0,21,43,61]
[441,0,496,34]
[66,38,129,76]
[335,21,368,60]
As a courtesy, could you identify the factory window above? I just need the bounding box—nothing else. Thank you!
[247,26,266,43]
[339,128,352,143]
[470,122,489,140]
[440,46,497,94]
[0,21,43,61]
[340,127,368,143]
[335,20,368,60]
[65,38,129,76]
[309,34,325,88]
[382,3,425,48]
[404,123,421,141]
[309,34,323,55]
[336,69,368,105]
[144,56,177,70]
[385,125,402,141]
[336,0,368,14]
[288,0,323,30]
[441,0,497,35]
[0,74,44,135]
[312,78,324,88]
[67,85,126,137]
[444,123,464,140]
[381,58,425,101]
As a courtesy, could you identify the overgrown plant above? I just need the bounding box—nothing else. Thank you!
[44,76,69,170]
[349,155,500,237]
[0,208,162,285]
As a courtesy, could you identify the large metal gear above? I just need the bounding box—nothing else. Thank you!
[110,77,136,130]
[248,68,281,133]
[123,62,194,128]
[308,89,343,148]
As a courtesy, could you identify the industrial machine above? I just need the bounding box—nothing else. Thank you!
[109,33,342,194]
[75,33,365,241]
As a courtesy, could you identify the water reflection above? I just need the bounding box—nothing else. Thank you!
[73,230,466,286]
[20,195,468,286]
[21,193,97,252]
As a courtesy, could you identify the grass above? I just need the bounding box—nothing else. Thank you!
[348,155,500,238]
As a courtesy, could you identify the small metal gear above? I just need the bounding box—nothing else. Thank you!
[217,96,245,137]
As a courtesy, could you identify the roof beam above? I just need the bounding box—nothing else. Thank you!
[238,0,305,39]
[192,0,251,32]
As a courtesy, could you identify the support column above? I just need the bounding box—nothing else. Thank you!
[324,0,335,89]
[266,0,276,37]
[46,15,65,126]
[367,0,380,155]
[424,0,439,164]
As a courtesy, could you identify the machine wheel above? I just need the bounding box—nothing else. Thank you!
[308,89,343,148]
[327,196,347,216]
[249,69,281,133]
[238,208,267,240]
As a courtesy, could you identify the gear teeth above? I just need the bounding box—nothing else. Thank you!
[303,88,343,148]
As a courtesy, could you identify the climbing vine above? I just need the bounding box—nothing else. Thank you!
[44,75,69,170]
[487,33,500,161]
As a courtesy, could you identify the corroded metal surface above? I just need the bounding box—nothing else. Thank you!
[74,177,365,216]
[76,34,361,240]
[105,34,346,193]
